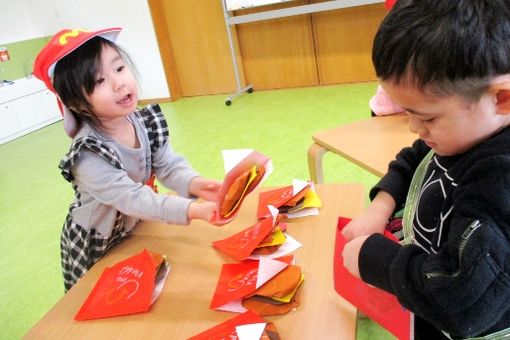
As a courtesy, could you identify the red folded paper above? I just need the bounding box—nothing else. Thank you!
[334,217,411,340]
[188,310,280,340]
[74,249,170,321]
[210,256,294,313]
[213,216,278,261]
[256,181,312,219]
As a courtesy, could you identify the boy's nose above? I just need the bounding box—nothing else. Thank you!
[409,114,423,134]
[408,114,424,135]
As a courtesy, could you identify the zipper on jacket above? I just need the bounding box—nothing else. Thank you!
[425,220,481,279]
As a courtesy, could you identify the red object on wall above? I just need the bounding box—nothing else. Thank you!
[0,47,10,62]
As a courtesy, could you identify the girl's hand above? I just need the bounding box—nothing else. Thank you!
[189,177,222,202]
[188,201,217,222]
[342,235,370,279]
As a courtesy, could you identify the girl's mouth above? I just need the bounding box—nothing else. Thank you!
[118,94,134,106]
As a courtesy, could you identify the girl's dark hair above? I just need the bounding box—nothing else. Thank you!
[52,37,138,129]
[373,0,510,100]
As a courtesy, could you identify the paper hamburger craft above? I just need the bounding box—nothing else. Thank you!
[212,206,302,261]
[210,256,303,316]
[210,149,272,225]
[257,179,322,220]
[187,310,281,340]
[242,264,303,316]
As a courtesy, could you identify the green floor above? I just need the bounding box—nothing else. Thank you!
[0,82,394,339]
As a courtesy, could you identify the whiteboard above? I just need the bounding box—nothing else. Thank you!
[225,0,297,11]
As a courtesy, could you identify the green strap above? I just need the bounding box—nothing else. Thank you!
[442,328,510,340]
[401,149,435,245]
[401,150,510,339]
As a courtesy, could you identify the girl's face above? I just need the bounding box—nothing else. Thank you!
[381,79,509,156]
[85,44,138,122]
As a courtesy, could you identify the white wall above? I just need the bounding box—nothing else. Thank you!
[0,1,39,42]
[1,0,169,100]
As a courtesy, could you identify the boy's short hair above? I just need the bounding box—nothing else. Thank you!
[373,0,510,100]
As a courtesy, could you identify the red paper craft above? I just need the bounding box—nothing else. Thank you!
[74,249,170,321]
[210,256,294,313]
[210,150,271,225]
[256,182,310,219]
[213,216,276,261]
[187,310,265,340]
[334,217,411,340]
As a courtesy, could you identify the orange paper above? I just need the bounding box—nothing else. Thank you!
[334,217,411,340]
[74,249,169,321]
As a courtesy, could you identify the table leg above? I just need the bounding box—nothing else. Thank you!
[308,143,328,184]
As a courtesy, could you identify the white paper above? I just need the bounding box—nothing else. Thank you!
[222,149,253,173]
[216,298,248,313]
[255,257,289,289]
[236,323,267,340]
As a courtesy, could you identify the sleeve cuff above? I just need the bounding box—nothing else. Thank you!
[359,233,401,294]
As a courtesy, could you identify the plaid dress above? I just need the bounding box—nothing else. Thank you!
[59,104,168,291]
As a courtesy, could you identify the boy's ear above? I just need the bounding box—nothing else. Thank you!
[495,89,510,115]
[490,75,510,115]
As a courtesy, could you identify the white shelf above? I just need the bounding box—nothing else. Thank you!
[0,78,62,145]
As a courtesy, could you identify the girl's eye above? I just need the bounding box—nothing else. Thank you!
[95,77,105,85]
[117,65,125,72]
[424,117,434,123]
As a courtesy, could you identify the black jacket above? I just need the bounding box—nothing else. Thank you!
[360,128,510,338]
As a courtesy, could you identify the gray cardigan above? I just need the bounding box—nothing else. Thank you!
[59,104,199,238]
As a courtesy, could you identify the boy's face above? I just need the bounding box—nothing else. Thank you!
[382,79,509,156]
[85,44,138,121]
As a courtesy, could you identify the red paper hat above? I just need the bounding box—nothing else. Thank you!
[33,27,121,137]
[33,27,121,92]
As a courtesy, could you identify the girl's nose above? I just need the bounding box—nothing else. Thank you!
[112,75,125,91]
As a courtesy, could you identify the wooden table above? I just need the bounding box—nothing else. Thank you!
[308,113,417,183]
[25,183,365,339]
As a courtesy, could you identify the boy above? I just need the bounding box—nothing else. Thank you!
[342,0,510,339]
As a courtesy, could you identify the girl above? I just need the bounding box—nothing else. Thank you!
[33,27,221,291]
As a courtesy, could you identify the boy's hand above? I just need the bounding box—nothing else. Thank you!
[342,235,370,279]
[342,190,396,241]
[188,201,217,222]
[189,177,222,202]
[342,209,388,241]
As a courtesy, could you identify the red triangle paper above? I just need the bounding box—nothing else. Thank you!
[212,216,276,261]
[74,249,166,321]
[188,310,265,340]
[256,180,311,219]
